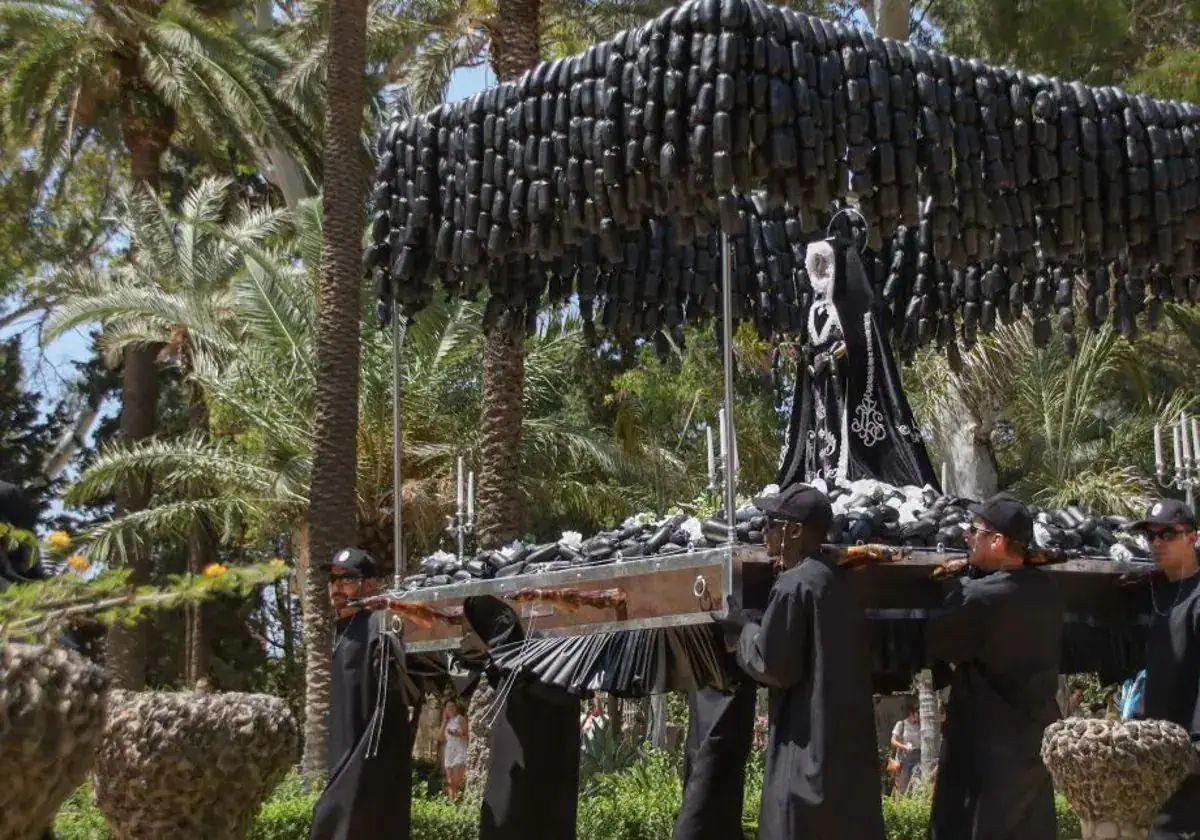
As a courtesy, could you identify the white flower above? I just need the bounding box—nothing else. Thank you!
[558,531,583,550]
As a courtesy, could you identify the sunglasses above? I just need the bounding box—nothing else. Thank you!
[1144,528,1185,543]
[968,523,1000,538]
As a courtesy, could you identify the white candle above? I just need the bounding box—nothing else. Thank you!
[1154,423,1164,472]
[467,471,475,520]
[1192,418,1200,470]
[706,426,716,484]
[456,457,464,509]
[718,408,728,459]
[1181,413,1193,466]
[941,462,950,494]
[1173,423,1183,471]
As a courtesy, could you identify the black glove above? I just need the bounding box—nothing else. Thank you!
[714,595,762,653]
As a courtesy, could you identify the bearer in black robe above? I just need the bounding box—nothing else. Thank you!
[0,480,50,591]
[776,235,938,491]
[1130,499,1200,839]
[723,484,886,840]
[926,493,1063,840]
[310,549,415,840]
[462,595,581,840]
[672,652,757,840]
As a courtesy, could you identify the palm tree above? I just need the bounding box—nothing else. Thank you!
[300,0,373,782]
[67,196,685,562]
[906,318,1197,515]
[46,176,289,683]
[0,0,316,688]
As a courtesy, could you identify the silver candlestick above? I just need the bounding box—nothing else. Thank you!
[446,457,476,560]
[1154,412,1198,510]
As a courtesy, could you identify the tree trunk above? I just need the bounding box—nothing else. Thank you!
[937,407,1000,500]
[299,0,370,786]
[467,0,544,781]
[873,0,909,40]
[184,392,214,687]
[475,0,543,551]
[649,694,668,749]
[106,77,173,690]
[916,670,940,785]
[465,682,497,795]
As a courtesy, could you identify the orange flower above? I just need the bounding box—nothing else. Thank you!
[202,563,228,578]
[46,531,71,551]
[66,554,90,573]
[268,557,287,570]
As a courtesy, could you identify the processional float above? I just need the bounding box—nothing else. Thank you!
[363,0,1200,687]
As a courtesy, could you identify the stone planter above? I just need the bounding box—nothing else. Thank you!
[0,643,109,840]
[1042,717,1198,839]
[94,690,299,840]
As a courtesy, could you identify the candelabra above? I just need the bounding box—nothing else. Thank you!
[446,456,476,560]
[1153,412,1199,510]
[705,405,739,520]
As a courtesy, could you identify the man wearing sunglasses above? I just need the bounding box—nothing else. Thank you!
[724,483,886,840]
[1131,499,1200,840]
[926,493,1064,840]
[311,548,414,840]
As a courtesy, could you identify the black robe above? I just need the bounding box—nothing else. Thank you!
[926,566,1063,840]
[776,238,938,492]
[1143,571,1200,840]
[736,553,886,840]
[463,596,582,840]
[310,611,413,840]
[673,664,757,840]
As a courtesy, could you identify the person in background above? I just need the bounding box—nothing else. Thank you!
[310,549,414,840]
[926,493,1064,840]
[722,484,886,840]
[890,706,922,795]
[439,699,469,801]
[1130,499,1200,840]
[580,695,608,746]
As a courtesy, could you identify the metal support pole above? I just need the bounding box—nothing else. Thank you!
[392,309,407,590]
[720,232,737,540]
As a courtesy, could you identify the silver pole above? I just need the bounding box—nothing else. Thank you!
[721,232,737,541]
[392,310,407,590]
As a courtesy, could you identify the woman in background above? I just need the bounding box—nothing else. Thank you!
[439,699,469,801]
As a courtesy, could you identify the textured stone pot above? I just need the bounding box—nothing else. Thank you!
[0,643,109,840]
[93,690,299,840]
[1042,718,1198,839]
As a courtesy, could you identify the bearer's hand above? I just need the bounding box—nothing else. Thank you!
[714,596,761,652]
[931,558,970,579]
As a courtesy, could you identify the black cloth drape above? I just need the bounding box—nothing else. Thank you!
[464,596,582,840]
[673,652,757,840]
[310,611,413,840]
[1143,572,1200,839]
[926,567,1063,840]
[478,676,581,840]
[776,239,938,491]
[736,552,887,840]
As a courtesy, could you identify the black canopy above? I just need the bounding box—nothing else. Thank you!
[367,0,1200,356]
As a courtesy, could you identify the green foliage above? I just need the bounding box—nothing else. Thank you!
[580,722,643,787]
[55,765,1084,840]
[906,318,1197,515]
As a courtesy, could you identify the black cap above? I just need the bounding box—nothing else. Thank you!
[754,484,834,531]
[1130,499,1198,532]
[324,548,380,578]
[967,493,1034,548]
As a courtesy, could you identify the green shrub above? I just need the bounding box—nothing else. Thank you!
[55,764,1083,840]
